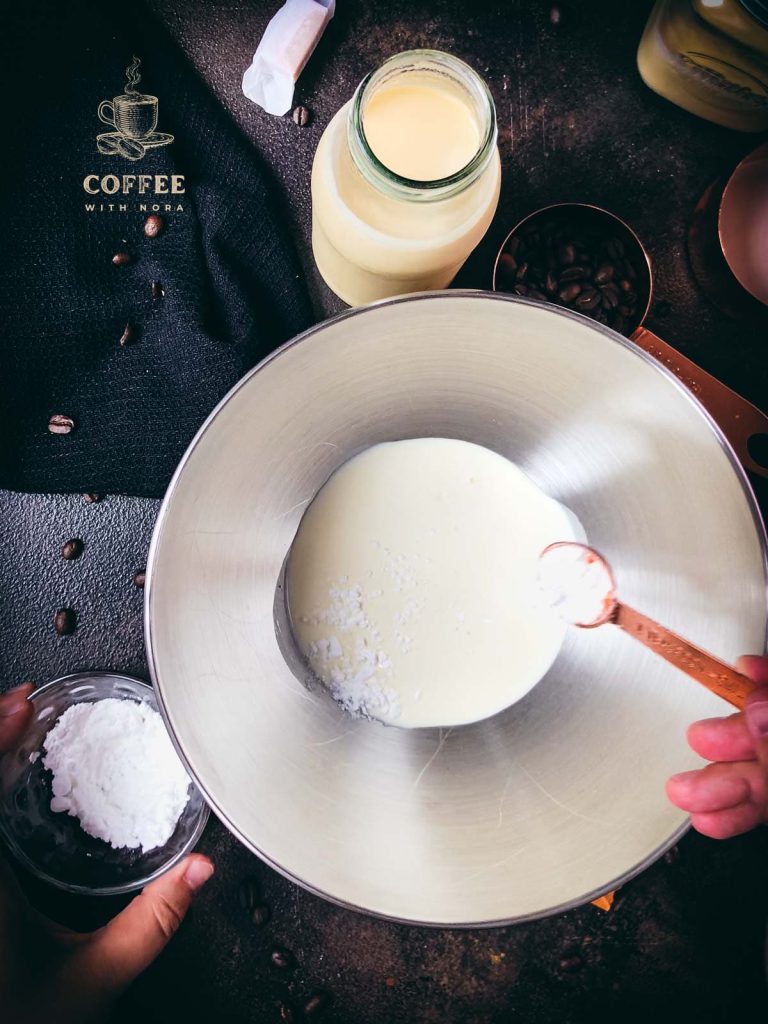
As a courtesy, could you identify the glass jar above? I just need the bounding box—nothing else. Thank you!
[637,0,768,131]
[311,50,501,306]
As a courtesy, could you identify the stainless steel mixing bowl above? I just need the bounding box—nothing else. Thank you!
[146,291,767,927]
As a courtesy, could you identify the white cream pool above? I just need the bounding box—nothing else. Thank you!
[286,437,581,728]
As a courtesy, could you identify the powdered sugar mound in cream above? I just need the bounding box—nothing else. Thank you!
[287,438,580,728]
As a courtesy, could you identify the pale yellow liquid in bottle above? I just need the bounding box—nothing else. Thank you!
[310,74,501,306]
[362,84,481,180]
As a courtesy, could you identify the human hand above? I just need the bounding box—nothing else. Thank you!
[666,656,768,839]
[0,683,214,1024]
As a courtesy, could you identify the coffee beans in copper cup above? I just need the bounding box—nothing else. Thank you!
[492,203,651,336]
[492,202,768,479]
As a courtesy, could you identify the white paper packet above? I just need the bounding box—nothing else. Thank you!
[242,0,336,116]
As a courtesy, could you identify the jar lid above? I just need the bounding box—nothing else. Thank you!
[738,0,768,30]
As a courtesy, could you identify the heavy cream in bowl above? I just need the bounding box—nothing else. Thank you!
[286,438,581,728]
[146,292,768,928]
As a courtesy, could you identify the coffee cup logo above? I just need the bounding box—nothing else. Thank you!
[97,57,173,161]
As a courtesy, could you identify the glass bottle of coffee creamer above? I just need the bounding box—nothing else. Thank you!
[311,50,501,306]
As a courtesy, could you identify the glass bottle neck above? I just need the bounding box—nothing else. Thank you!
[346,49,497,204]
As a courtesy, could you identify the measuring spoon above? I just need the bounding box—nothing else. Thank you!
[538,540,754,709]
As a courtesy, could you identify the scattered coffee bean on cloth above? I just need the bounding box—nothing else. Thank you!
[143,214,164,238]
[48,414,75,435]
[496,213,647,336]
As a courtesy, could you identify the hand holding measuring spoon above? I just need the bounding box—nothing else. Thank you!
[539,542,768,838]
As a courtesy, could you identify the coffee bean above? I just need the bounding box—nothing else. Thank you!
[515,261,529,282]
[558,283,581,303]
[133,570,146,589]
[151,280,164,299]
[144,214,164,239]
[575,289,600,311]
[54,608,76,636]
[594,263,615,285]
[61,538,83,561]
[529,288,547,300]
[83,493,103,503]
[112,251,131,267]
[557,243,575,266]
[545,270,558,294]
[497,253,517,280]
[611,313,626,333]
[279,1005,296,1024]
[302,991,331,1017]
[559,955,583,973]
[118,323,135,347]
[48,414,75,435]
[238,876,261,912]
[513,283,529,296]
[605,238,625,259]
[251,903,271,927]
[505,236,521,259]
[549,5,562,25]
[292,105,311,126]
[624,261,637,280]
[559,266,586,282]
[619,278,632,293]
[599,286,619,310]
[530,257,547,275]
[270,946,296,970]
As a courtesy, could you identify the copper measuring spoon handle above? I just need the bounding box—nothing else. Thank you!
[612,601,754,709]
[631,326,768,479]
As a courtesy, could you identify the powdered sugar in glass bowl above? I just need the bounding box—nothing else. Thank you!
[0,672,209,895]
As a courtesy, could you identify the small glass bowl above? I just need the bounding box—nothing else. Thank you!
[0,672,209,895]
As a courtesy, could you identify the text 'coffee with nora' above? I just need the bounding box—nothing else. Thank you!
[86,56,185,213]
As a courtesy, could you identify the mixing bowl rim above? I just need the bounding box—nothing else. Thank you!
[0,671,210,897]
[144,289,767,927]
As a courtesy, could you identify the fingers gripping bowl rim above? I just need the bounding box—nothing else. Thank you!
[145,290,768,927]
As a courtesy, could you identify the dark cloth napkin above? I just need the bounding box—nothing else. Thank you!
[0,0,312,498]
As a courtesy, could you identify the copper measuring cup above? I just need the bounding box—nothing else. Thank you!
[492,202,768,478]
[538,541,755,709]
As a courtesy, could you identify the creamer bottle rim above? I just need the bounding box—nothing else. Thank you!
[346,48,498,203]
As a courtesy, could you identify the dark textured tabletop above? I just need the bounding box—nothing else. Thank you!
[2,2,768,1022]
